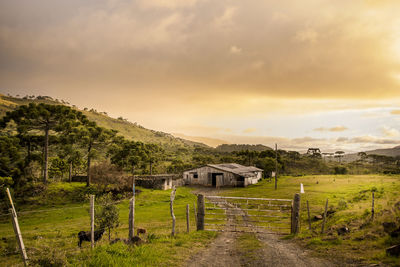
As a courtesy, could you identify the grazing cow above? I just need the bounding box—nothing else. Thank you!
[136,228,146,235]
[78,228,105,247]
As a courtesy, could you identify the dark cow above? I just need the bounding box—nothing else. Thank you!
[78,228,105,247]
[137,228,146,235]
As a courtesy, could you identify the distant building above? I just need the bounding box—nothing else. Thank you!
[134,174,183,190]
[183,163,263,187]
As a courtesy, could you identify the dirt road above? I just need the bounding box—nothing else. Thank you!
[185,187,337,267]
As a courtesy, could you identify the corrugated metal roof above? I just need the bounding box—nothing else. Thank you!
[207,163,263,177]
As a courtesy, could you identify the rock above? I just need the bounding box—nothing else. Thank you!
[386,244,400,257]
[337,226,350,235]
[383,222,397,233]
[313,215,323,221]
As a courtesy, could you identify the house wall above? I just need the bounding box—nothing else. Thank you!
[183,166,240,187]
[246,171,263,185]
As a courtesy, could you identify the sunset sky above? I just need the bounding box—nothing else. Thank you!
[1,0,400,152]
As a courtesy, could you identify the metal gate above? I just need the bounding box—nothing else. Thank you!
[203,196,293,234]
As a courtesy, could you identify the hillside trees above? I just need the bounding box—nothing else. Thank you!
[0,103,86,183]
[109,138,147,175]
[77,121,116,186]
[144,143,164,175]
[0,136,23,182]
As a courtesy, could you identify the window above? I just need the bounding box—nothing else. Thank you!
[193,172,198,179]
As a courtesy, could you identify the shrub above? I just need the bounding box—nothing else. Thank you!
[90,162,131,194]
[334,166,348,175]
[95,193,120,241]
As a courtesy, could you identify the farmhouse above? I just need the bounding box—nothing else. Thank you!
[134,174,184,190]
[183,163,263,187]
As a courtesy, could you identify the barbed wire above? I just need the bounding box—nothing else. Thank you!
[0,200,125,218]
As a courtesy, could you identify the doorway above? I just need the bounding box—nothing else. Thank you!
[211,173,223,187]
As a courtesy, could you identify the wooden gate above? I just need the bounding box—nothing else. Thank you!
[202,196,293,234]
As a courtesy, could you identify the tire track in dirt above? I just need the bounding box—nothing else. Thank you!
[185,187,337,267]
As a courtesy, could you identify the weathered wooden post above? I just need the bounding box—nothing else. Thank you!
[6,188,28,266]
[129,182,135,240]
[197,194,205,231]
[186,204,190,233]
[193,200,197,228]
[170,186,177,236]
[291,193,301,234]
[321,199,329,234]
[371,191,375,221]
[307,200,312,231]
[90,195,95,249]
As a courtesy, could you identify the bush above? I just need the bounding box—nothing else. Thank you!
[334,166,348,175]
[90,162,131,194]
[95,193,120,241]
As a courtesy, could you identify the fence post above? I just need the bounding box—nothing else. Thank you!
[186,204,190,233]
[291,193,301,234]
[197,194,205,231]
[6,188,28,266]
[193,200,197,229]
[129,181,135,240]
[129,198,135,240]
[90,195,95,249]
[321,199,329,234]
[170,186,177,236]
[371,191,375,221]
[307,200,312,231]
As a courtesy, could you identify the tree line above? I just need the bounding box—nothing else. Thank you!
[0,103,163,187]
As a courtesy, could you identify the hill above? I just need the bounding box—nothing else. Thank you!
[215,144,272,153]
[172,133,229,148]
[364,146,400,157]
[0,94,209,151]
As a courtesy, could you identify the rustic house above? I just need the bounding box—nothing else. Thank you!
[183,163,263,187]
[134,174,183,190]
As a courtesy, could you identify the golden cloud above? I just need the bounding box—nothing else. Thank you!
[314,126,348,132]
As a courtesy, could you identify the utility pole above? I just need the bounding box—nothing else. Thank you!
[275,143,278,190]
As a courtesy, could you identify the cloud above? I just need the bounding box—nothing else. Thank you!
[391,110,400,115]
[214,6,237,29]
[230,45,242,54]
[336,137,349,142]
[242,128,256,133]
[138,0,199,9]
[382,126,400,137]
[348,135,400,144]
[294,28,318,44]
[314,126,348,132]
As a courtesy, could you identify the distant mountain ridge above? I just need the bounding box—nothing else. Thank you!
[364,146,400,157]
[215,144,272,153]
[172,133,229,148]
[0,94,209,151]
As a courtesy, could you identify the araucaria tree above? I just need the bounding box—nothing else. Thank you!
[0,103,86,183]
[109,138,147,175]
[78,121,115,186]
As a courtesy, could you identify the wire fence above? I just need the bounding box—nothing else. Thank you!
[0,196,198,265]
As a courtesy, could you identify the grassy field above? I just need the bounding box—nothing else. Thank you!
[2,175,400,266]
[0,184,216,266]
[221,174,400,266]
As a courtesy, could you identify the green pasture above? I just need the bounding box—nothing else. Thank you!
[0,184,216,266]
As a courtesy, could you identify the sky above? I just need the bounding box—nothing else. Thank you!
[1,0,400,152]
